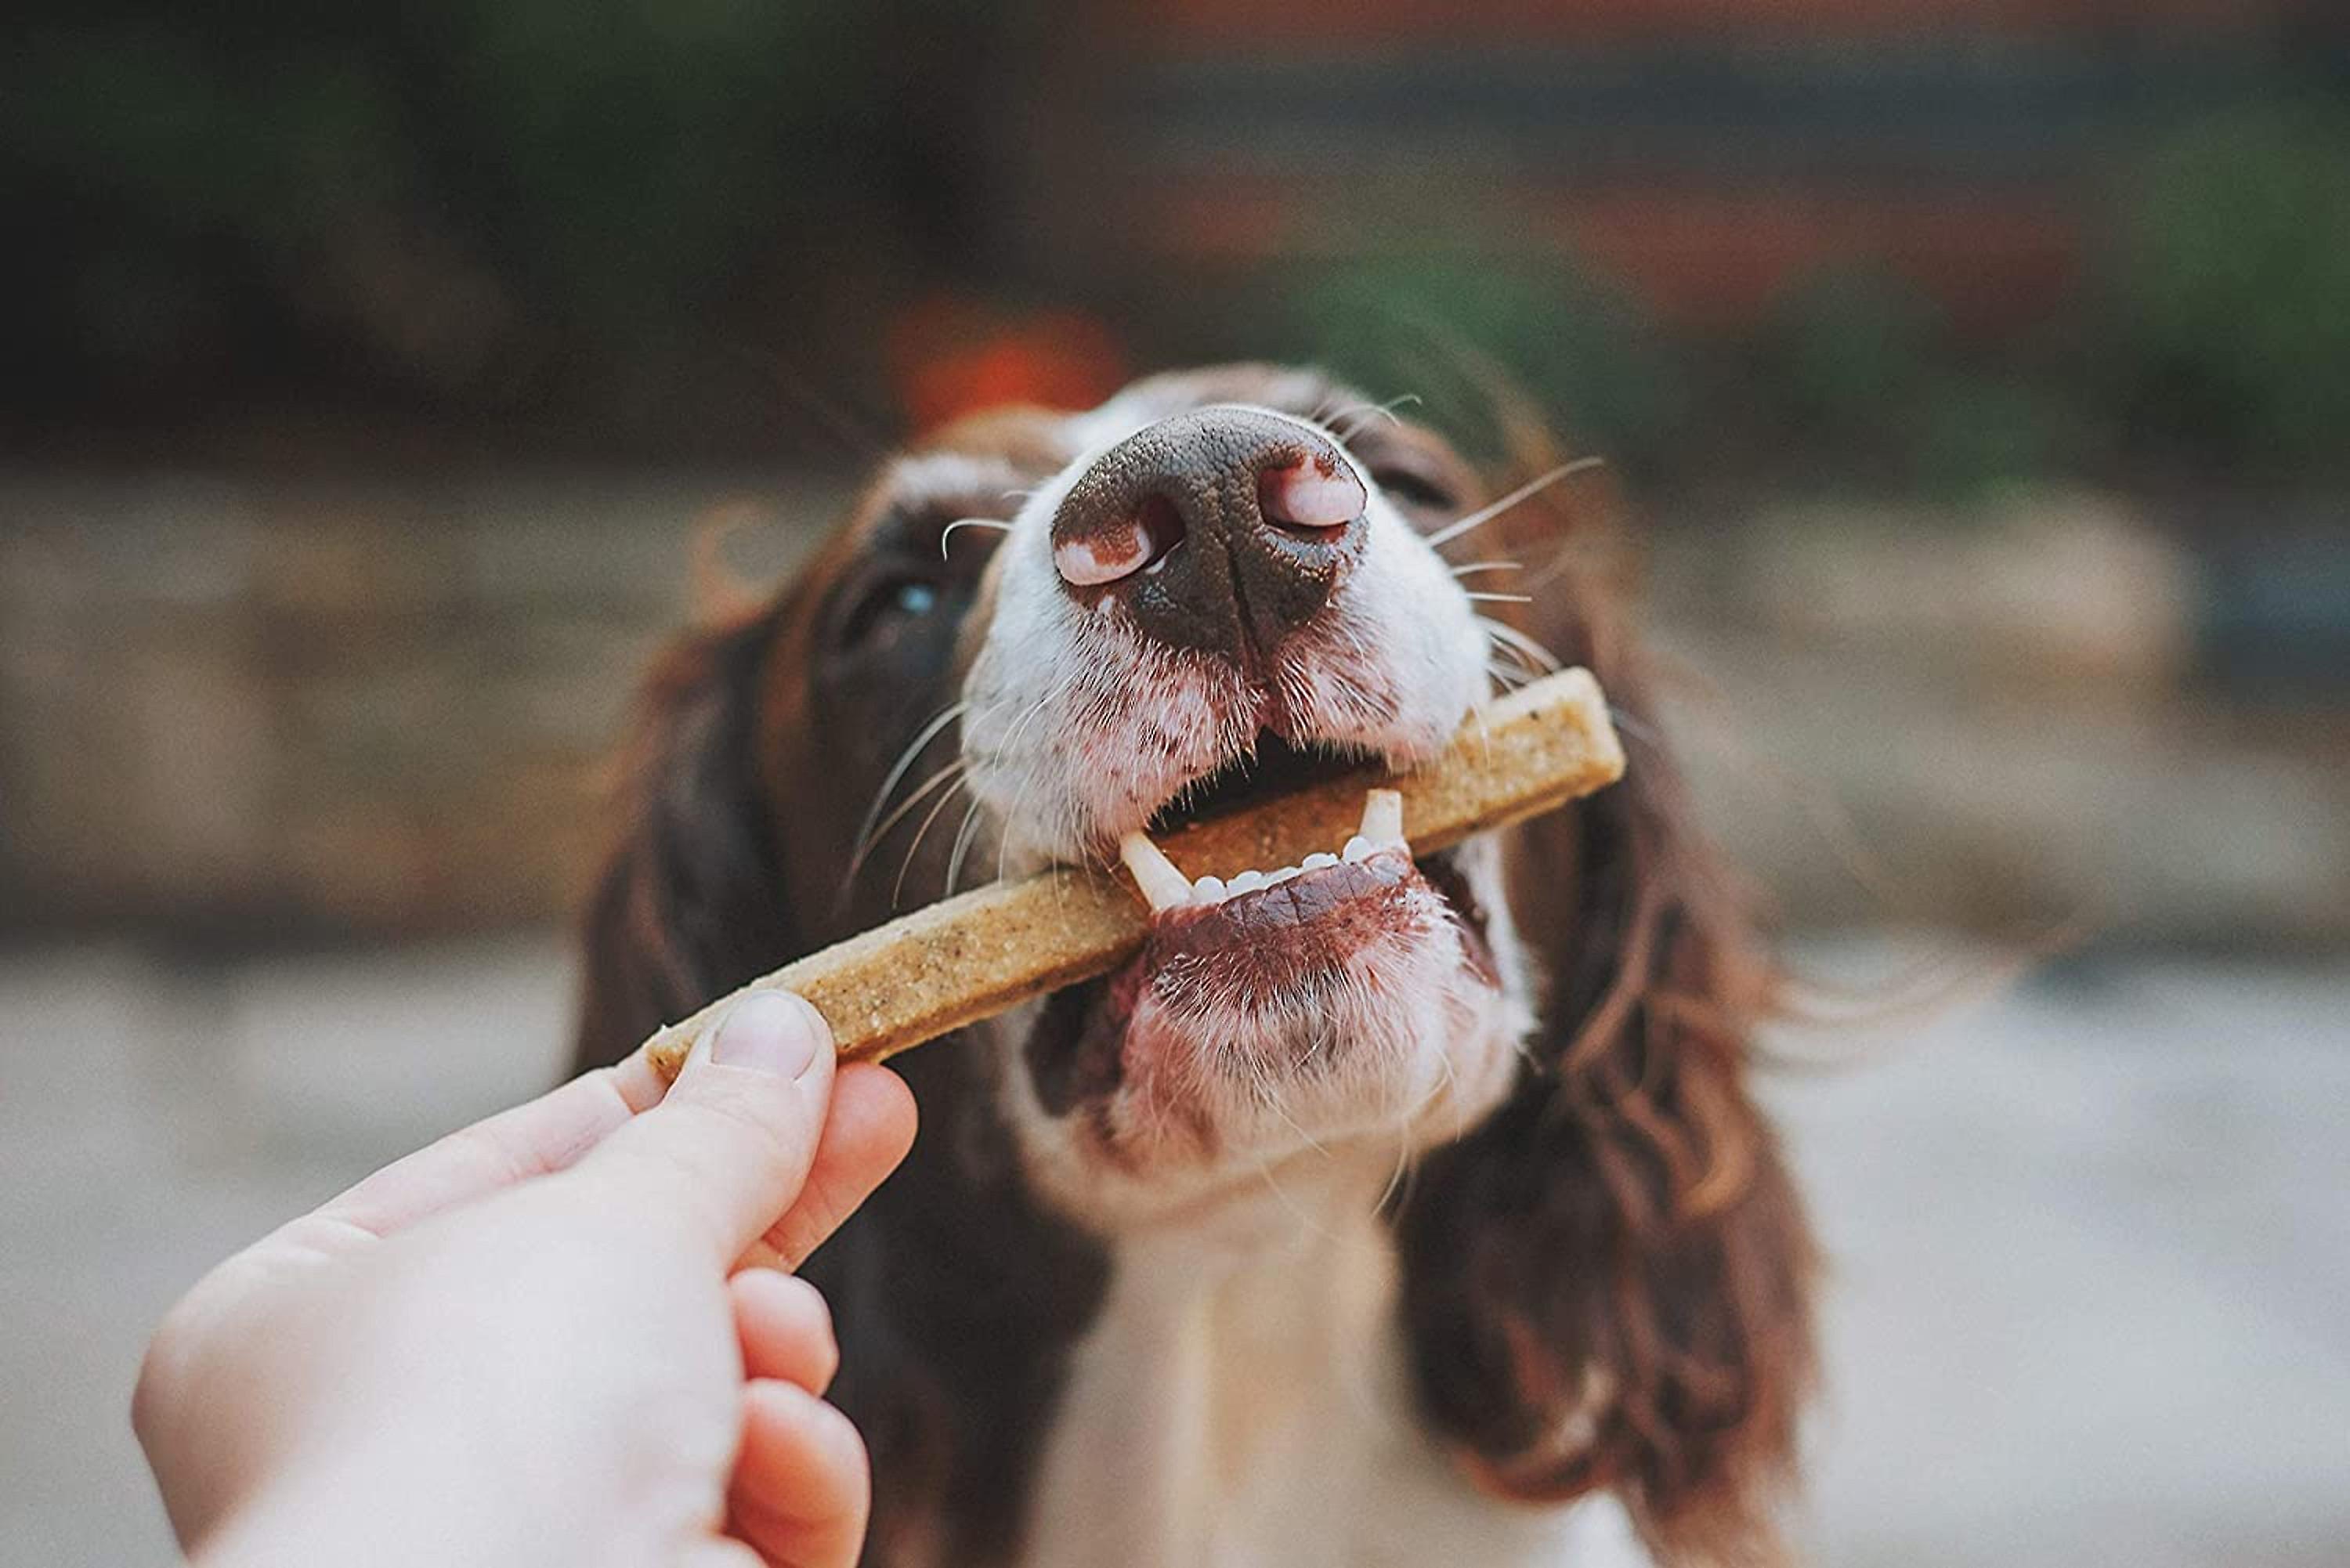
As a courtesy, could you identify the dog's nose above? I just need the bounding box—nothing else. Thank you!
[1050,407,1368,659]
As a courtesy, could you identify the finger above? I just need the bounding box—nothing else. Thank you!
[309,1050,670,1241]
[731,1271,837,1394]
[750,1064,916,1270]
[726,1382,870,1568]
[569,991,836,1263]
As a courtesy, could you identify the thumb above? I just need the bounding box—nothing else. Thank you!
[573,990,837,1264]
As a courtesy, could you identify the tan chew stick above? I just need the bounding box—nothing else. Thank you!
[645,666,1625,1078]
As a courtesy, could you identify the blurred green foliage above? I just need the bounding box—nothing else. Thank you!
[5,9,2344,493]
[2,3,956,419]
[1264,255,1689,473]
[1905,375,2069,500]
[2108,105,2350,470]
[1770,266,1943,451]
[1764,266,2065,500]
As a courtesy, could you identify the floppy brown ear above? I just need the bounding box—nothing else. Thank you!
[570,598,803,1075]
[1391,449,1817,1564]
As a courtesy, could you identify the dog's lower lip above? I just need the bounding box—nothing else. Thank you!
[1148,848,1413,955]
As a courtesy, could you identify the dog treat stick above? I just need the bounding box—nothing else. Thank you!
[645,666,1624,1078]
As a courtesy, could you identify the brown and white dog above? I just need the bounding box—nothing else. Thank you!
[573,365,1815,1567]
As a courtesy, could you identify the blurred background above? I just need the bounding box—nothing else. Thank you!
[3,2,2345,1564]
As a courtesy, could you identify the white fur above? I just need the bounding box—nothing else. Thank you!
[996,834,1532,1229]
[952,391,1626,1563]
[1021,1160,1651,1568]
[962,404,1485,870]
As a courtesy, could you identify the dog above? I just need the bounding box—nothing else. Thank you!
[573,364,1815,1567]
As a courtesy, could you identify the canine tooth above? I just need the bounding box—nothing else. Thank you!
[1359,788,1405,847]
[1191,875,1226,904]
[1341,835,1373,863]
[1302,851,1338,870]
[1228,869,1266,894]
[1119,831,1193,913]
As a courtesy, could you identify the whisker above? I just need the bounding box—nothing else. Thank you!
[994,806,1025,885]
[1516,526,1632,599]
[1479,616,1563,672]
[939,518,1013,558]
[893,772,971,908]
[995,725,1053,884]
[1425,457,1605,551]
[1448,560,1523,580]
[1376,1145,1419,1227]
[944,795,987,897]
[1331,392,1422,443]
[1486,659,1534,692]
[1485,632,1544,674]
[1252,1157,1321,1234]
[845,761,969,882]
[988,696,1057,807]
[1606,703,1667,754]
[1463,591,1535,605]
[977,695,1060,887]
[1314,395,1371,430]
[1476,620,1551,667]
[850,701,971,883]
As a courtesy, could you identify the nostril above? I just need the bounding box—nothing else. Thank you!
[1133,495,1186,573]
[1054,493,1187,587]
[1258,458,1365,537]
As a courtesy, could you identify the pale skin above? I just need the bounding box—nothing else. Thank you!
[132,990,917,1568]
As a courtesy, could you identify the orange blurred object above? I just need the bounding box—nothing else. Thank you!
[888,297,1128,434]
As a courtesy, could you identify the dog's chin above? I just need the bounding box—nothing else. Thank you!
[1005,845,1530,1230]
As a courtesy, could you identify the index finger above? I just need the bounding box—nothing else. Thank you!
[311,1049,671,1241]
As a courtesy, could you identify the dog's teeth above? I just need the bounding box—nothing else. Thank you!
[1358,788,1405,848]
[1228,869,1267,894]
[1302,851,1338,870]
[1119,831,1193,913]
[1342,835,1373,863]
[1266,865,1300,887]
[1191,875,1226,904]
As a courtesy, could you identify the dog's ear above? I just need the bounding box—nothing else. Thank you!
[1392,439,1817,1565]
[570,599,801,1075]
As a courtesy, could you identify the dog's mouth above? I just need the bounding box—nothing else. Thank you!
[1088,746,1495,1045]
[1143,730,1373,837]
[1126,783,1426,984]
[1121,779,1414,923]
[1018,739,1502,1154]
[1101,729,1470,991]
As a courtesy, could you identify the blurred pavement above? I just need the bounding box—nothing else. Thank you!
[2,937,2345,1566]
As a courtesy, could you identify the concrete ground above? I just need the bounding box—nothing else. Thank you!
[3,936,2345,1566]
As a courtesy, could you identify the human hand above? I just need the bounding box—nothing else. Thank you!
[132,990,916,1568]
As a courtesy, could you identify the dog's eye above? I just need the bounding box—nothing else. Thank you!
[838,571,941,649]
[1369,463,1457,514]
